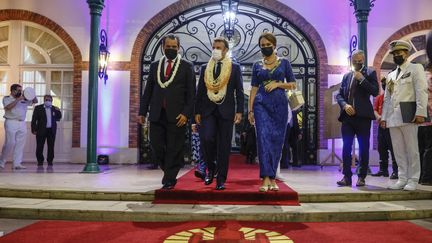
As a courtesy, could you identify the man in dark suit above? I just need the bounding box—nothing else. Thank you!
[336,50,379,187]
[195,37,244,190]
[31,95,62,166]
[139,34,196,190]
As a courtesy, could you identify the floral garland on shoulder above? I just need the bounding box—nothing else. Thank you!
[204,57,232,104]
[157,54,182,89]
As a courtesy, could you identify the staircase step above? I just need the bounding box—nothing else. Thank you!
[1,188,430,203]
[0,197,431,222]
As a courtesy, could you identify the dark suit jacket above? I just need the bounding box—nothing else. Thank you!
[336,67,379,121]
[31,104,62,136]
[195,62,244,120]
[139,58,196,123]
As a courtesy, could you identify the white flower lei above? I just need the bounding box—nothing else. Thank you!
[157,54,182,89]
[204,57,232,104]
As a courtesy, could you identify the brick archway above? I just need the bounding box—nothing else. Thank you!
[129,0,329,149]
[373,20,432,72]
[0,9,83,148]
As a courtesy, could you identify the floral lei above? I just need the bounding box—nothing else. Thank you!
[157,54,182,89]
[204,57,232,103]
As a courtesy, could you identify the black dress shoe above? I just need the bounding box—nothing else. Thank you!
[371,171,389,177]
[204,170,214,185]
[194,170,206,180]
[356,177,366,187]
[390,172,398,180]
[161,183,175,190]
[336,177,352,187]
[216,183,225,190]
[420,181,432,186]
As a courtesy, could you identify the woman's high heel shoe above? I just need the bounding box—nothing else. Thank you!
[270,184,279,191]
[259,184,269,192]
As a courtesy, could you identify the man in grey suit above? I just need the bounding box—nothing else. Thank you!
[381,39,429,191]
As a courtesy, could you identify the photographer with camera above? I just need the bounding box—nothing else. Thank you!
[0,84,37,170]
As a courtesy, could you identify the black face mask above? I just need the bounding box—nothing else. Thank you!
[353,63,364,71]
[260,47,274,57]
[393,55,405,66]
[15,91,22,98]
[164,49,178,60]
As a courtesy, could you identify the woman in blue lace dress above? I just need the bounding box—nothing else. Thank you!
[248,32,296,192]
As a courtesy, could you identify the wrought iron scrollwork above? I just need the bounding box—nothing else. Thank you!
[140,2,319,164]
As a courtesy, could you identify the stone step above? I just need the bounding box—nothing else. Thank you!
[0,197,431,222]
[0,188,431,203]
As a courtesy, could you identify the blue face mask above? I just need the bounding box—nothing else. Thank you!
[44,101,52,107]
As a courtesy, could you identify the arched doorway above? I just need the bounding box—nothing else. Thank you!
[373,20,432,75]
[138,1,322,165]
[379,30,430,75]
[0,20,76,162]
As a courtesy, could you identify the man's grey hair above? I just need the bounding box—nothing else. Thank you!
[351,50,365,58]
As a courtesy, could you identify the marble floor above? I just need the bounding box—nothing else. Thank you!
[0,162,431,236]
[0,162,431,193]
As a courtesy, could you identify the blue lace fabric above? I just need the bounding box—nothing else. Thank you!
[251,58,295,179]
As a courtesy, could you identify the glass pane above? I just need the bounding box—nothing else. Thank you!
[22,71,34,83]
[51,71,61,83]
[0,71,7,96]
[36,32,61,52]
[25,109,33,122]
[63,71,73,83]
[62,97,72,109]
[0,46,8,64]
[50,84,61,97]
[23,46,47,64]
[34,84,46,96]
[35,71,46,83]
[63,84,72,96]
[50,46,73,64]
[36,96,44,104]
[63,109,72,121]
[52,96,61,108]
[0,26,8,42]
[24,26,43,43]
[22,83,34,89]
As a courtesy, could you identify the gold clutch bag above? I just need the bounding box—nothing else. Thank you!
[287,90,305,111]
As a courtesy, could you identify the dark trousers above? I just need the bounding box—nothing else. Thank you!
[200,110,234,184]
[150,109,186,185]
[419,126,432,183]
[377,126,398,172]
[341,117,371,178]
[36,128,56,165]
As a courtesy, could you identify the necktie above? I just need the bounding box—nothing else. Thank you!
[165,60,173,80]
[214,61,222,79]
[396,67,401,79]
[348,74,357,106]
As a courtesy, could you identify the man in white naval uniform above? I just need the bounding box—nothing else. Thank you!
[381,40,429,191]
[0,84,37,169]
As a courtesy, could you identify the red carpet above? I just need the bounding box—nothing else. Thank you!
[153,154,299,205]
[1,220,431,243]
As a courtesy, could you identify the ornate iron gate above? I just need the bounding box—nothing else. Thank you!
[140,2,319,164]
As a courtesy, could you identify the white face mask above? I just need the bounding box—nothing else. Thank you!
[212,49,222,61]
[44,101,52,107]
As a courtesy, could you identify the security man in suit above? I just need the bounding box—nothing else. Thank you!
[31,95,62,166]
[336,50,379,187]
[139,34,196,190]
[195,37,244,190]
[381,39,428,191]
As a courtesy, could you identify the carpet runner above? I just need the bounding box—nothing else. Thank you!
[1,220,431,243]
[153,154,299,205]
